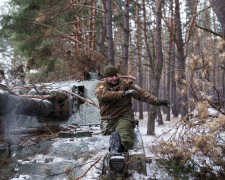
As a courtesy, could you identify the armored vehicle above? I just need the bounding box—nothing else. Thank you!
[0,73,151,180]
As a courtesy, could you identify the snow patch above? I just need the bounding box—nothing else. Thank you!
[10,175,31,180]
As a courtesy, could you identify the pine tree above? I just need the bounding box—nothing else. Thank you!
[0,0,107,82]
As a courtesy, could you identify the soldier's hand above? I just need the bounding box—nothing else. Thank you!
[156,98,170,107]
[123,90,139,97]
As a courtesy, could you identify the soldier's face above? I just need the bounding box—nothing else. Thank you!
[106,74,120,85]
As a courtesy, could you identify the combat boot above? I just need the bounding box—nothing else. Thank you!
[109,131,123,153]
[109,132,126,172]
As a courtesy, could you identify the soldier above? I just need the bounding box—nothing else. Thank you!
[95,65,169,153]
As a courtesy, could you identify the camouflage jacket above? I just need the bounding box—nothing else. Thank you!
[95,79,158,122]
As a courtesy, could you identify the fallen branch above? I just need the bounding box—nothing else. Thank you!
[0,84,18,95]
[33,85,45,102]
[120,75,136,81]
[19,95,52,99]
[123,157,136,180]
[74,157,101,180]
[45,126,54,138]
[60,89,100,108]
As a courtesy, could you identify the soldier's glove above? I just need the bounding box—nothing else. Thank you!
[156,98,170,107]
[123,90,139,97]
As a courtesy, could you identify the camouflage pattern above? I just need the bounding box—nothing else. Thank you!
[101,114,136,150]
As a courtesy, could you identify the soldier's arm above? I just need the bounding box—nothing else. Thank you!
[95,83,123,101]
[128,82,158,105]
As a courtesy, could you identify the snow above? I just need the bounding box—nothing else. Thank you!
[110,155,124,159]
[208,108,219,116]
[9,112,184,179]
[138,112,179,156]
[11,175,31,180]
[5,107,211,180]
[0,0,8,6]
[136,112,181,179]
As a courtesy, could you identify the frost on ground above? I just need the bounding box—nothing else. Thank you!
[136,112,180,180]
[8,112,181,180]
[138,108,225,180]
[11,175,31,180]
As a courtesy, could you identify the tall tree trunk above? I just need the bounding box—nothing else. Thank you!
[136,0,143,119]
[122,0,129,75]
[210,0,225,107]
[157,106,163,124]
[166,3,173,121]
[106,0,114,65]
[92,0,97,50]
[142,0,154,116]
[170,0,178,117]
[175,0,188,118]
[171,41,178,117]
[98,0,107,58]
[166,0,175,121]
[89,1,93,49]
[82,15,87,51]
[210,0,225,37]
[129,33,134,75]
[184,0,198,57]
[142,0,153,71]
[147,0,164,135]
[213,13,216,86]
[118,25,123,58]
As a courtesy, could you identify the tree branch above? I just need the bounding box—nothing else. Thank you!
[161,16,179,47]
[195,24,223,38]
[59,89,100,108]
[19,95,52,99]
[74,157,101,180]
[70,3,106,12]
[184,5,212,29]
[28,22,106,59]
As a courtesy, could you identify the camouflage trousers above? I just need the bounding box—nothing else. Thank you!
[100,114,136,150]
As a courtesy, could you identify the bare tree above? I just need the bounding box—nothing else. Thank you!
[147,0,164,135]
[175,0,188,118]
[135,0,144,119]
[122,0,129,75]
[210,0,225,37]
[210,0,225,107]
[98,0,107,58]
[106,0,114,65]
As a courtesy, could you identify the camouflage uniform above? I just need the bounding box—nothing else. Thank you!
[95,79,158,150]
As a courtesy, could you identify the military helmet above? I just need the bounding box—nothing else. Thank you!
[103,66,119,78]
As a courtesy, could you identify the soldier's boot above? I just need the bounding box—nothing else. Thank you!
[109,132,126,172]
[109,131,123,153]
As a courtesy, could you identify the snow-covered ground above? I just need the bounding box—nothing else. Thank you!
[136,112,180,180]
[137,112,180,158]
[8,112,181,180]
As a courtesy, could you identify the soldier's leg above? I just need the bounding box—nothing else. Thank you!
[100,121,117,135]
[100,120,122,153]
[116,115,136,150]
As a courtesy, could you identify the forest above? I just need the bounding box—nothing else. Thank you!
[1,0,225,179]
